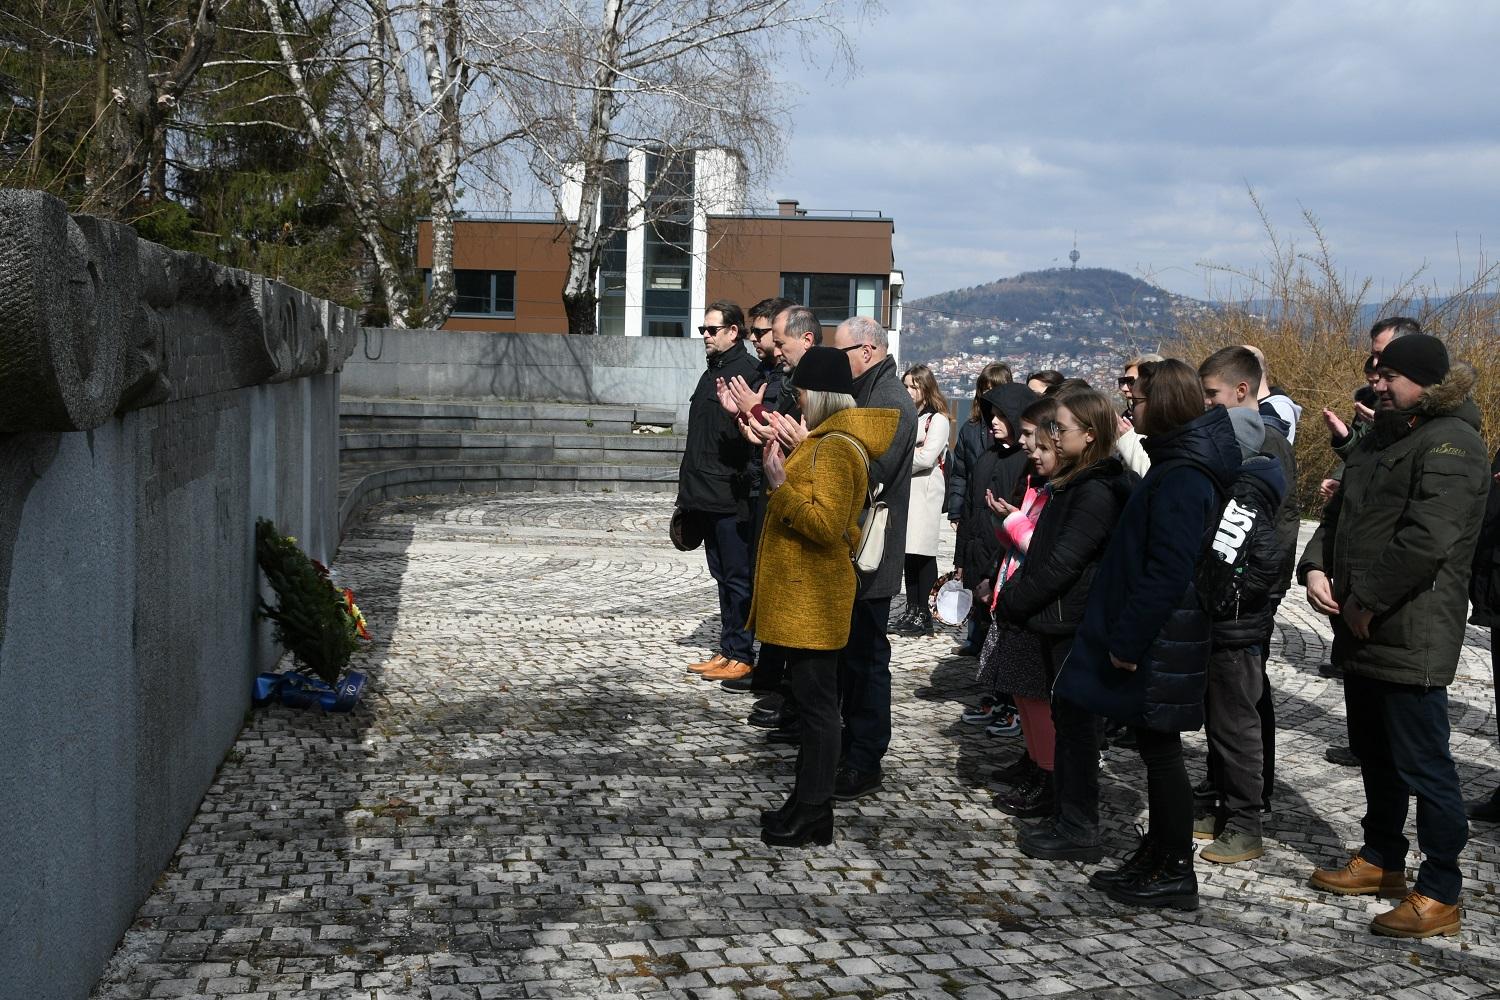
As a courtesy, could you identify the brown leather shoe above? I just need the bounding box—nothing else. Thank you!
[1371,892,1461,938]
[701,659,752,681]
[688,654,727,674]
[1309,855,1408,898]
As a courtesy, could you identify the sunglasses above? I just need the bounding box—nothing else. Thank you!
[697,324,730,336]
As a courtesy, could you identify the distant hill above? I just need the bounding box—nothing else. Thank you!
[901,267,1205,363]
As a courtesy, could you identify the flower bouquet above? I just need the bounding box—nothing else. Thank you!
[253,518,369,712]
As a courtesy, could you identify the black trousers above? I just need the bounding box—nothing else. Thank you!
[1136,725,1192,857]
[840,597,893,773]
[1345,673,1468,903]
[777,645,841,805]
[903,554,938,613]
[1045,634,1103,845]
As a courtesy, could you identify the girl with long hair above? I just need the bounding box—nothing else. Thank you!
[893,364,952,636]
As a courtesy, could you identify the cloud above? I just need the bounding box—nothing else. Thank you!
[769,0,1500,299]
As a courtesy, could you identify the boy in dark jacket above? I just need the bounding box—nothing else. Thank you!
[1193,406,1286,864]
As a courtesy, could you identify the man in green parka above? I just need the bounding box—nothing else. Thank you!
[1298,333,1488,939]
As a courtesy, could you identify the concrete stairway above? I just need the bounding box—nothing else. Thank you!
[338,398,683,532]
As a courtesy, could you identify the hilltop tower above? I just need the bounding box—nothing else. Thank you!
[1069,233,1080,270]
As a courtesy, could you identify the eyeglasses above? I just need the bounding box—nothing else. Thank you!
[1117,376,1136,390]
[838,342,870,354]
[751,325,775,336]
[698,324,735,336]
[1050,422,1084,436]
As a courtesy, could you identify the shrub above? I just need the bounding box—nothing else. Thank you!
[1160,196,1500,512]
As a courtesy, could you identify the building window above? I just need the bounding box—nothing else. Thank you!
[781,273,884,325]
[433,269,516,317]
[641,149,695,336]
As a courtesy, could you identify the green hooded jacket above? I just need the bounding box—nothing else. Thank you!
[1298,363,1489,687]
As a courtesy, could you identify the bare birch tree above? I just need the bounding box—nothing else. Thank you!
[477,0,868,335]
[255,0,526,327]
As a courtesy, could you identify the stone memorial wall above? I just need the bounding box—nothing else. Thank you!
[0,189,357,1000]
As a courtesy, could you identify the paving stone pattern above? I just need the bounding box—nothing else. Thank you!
[94,494,1500,999]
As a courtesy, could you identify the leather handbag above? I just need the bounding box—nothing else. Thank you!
[821,431,886,574]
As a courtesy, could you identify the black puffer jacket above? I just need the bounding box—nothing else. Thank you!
[955,383,1039,585]
[677,344,763,515]
[993,457,1136,635]
[946,417,989,521]
[1056,405,1241,733]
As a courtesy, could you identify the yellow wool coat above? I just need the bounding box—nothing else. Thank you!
[748,406,901,650]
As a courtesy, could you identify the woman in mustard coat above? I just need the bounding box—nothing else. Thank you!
[750,345,899,847]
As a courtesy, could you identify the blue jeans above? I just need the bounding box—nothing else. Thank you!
[702,512,754,664]
[840,597,893,773]
[1345,673,1469,904]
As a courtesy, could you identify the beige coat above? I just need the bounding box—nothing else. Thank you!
[905,411,949,557]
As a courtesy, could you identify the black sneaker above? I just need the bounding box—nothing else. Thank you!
[833,766,883,801]
[720,675,755,693]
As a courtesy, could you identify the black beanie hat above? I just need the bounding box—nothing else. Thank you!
[1378,333,1449,387]
[792,345,857,395]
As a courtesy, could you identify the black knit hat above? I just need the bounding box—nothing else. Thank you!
[791,345,856,395]
[1378,333,1449,387]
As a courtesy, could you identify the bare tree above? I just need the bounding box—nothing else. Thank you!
[479,0,867,335]
[255,0,524,327]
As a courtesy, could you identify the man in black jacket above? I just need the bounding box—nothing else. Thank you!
[679,301,763,683]
[826,315,917,800]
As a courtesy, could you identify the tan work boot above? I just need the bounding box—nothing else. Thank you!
[1309,855,1408,898]
[701,659,752,681]
[688,653,727,674]
[1371,891,1461,939]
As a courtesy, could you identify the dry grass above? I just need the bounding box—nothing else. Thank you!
[1161,195,1500,510]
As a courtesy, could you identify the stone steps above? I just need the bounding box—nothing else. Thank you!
[337,397,683,535]
[339,428,684,467]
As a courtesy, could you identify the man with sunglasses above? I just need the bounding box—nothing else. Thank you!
[680,301,764,683]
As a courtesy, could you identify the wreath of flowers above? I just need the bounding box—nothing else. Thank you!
[255,518,370,685]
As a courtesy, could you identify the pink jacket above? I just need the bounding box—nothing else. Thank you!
[990,478,1048,611]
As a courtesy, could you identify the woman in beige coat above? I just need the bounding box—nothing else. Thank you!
[892,364,951,636]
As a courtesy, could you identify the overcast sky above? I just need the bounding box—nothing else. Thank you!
[767,0,1500,301]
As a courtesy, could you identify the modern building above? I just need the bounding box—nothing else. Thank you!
[415,147,903,352]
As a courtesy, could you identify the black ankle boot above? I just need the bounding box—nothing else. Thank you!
[887,608,917,634]
[991,753,1039,788]
[1104,847,1198,910]
[892,608,934,637]
[1088,828,1158,890]
[993,771,1053,818]
[761,800,834,847]
[760,788,798,828]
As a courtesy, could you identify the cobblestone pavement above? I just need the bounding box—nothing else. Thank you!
[95,493,1500,999]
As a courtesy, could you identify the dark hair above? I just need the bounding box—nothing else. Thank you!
[969,362,1014,421]
[1056,377,1092,392]
[1198,346,1262,393]
[782,305,822,345]
[1363,353,1378,375]
[903,364,951,417]
[1370,316,1421,341]
[706,300,746,339]
[1027,370,1066,395]
[749,297,793,323]
[1021,396,1058,426]
[1134,359,1206,437]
